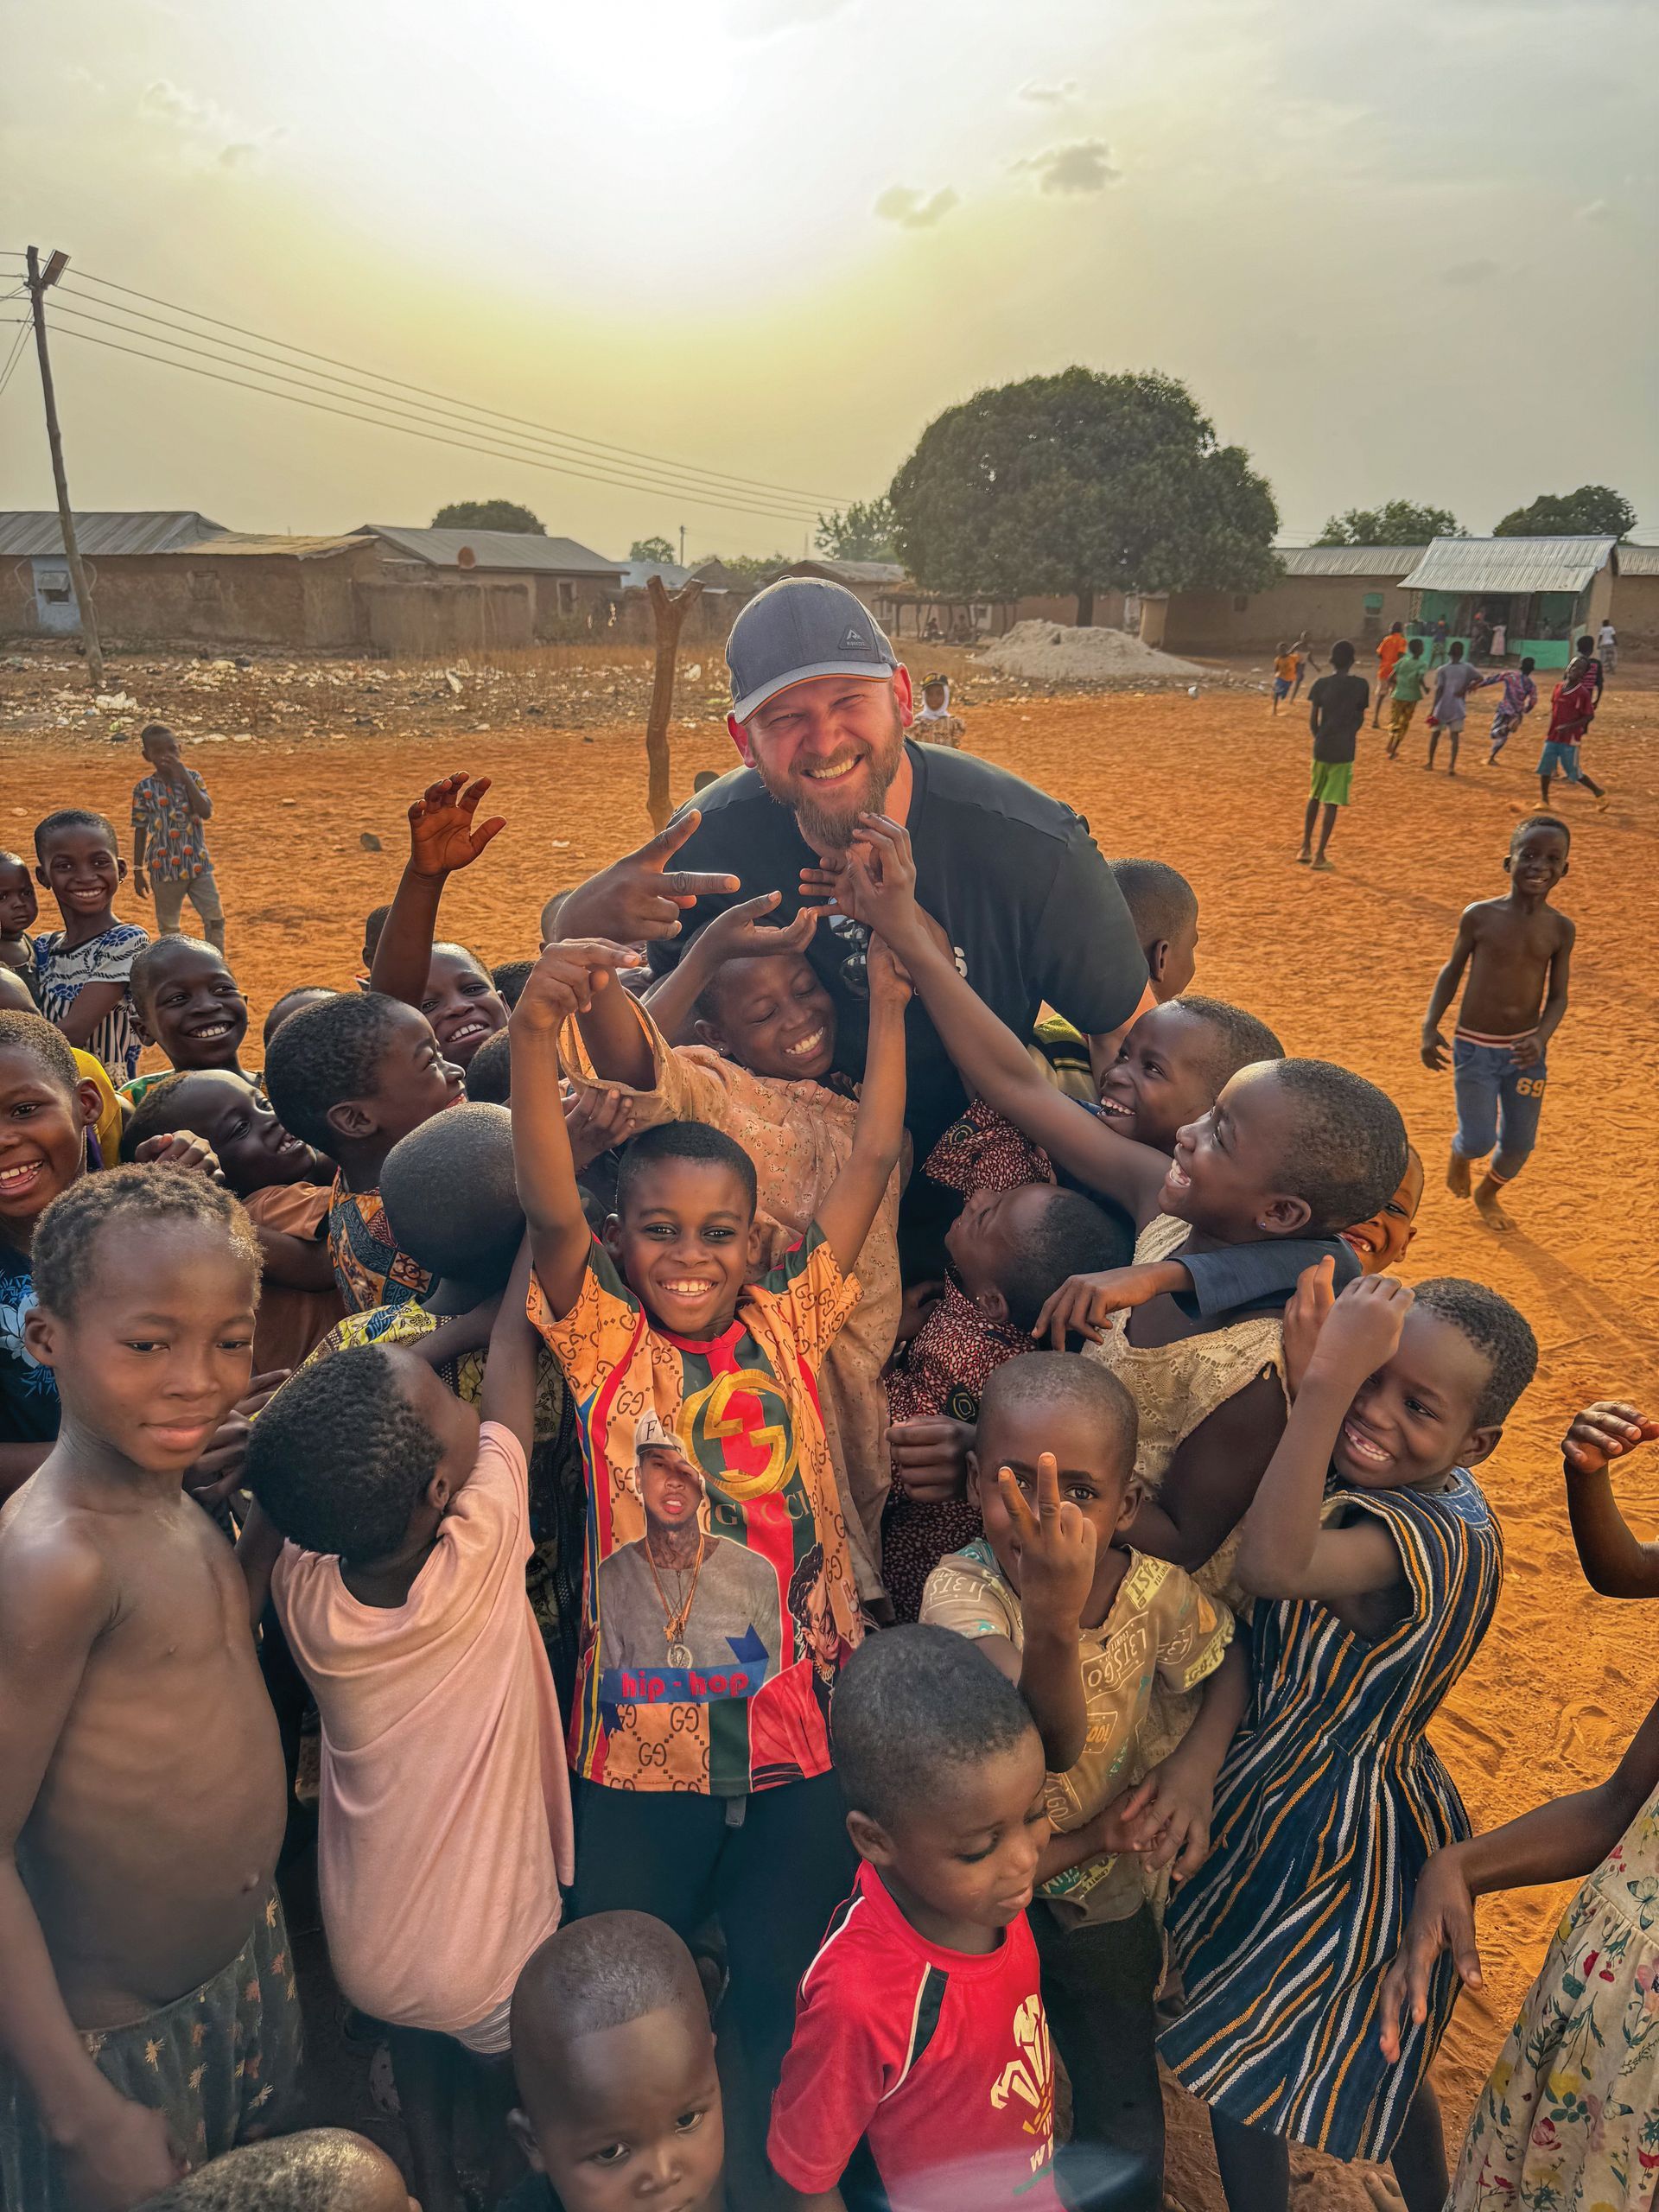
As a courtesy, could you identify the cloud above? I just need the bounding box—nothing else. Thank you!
[1019,79,1079,105]
[1013,139,1122,194]
[726,0,852,35]
[218,142,258,168]
[1578,198,1611,220]
[1440,257,1502,286]
[142,78,206,124]
[874,183,960,229]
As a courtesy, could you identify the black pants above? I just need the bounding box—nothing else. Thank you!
[569,1773,855,2194]
[1033,1901,1165,2183]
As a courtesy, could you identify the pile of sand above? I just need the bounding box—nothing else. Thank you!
[978,620,1206,687]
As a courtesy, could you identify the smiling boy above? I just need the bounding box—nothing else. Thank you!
[124,937,254,1105]
[32,810,150,1084]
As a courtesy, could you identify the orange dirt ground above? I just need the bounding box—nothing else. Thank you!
[3,662,1656,2209]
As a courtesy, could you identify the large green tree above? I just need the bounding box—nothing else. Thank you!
[1317,500,1463,545]
[629,535,677,563]
[1493,485,1636,539]
[815,498,897,563]
[431,499,545,534]
[888,368,1279,625]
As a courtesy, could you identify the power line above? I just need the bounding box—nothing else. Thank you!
[63,265,855,510]
[46,294,829,524]
[48,322,846,526]
[0,315,33,399]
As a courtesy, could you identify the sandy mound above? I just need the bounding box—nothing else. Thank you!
[978,620,1206,687]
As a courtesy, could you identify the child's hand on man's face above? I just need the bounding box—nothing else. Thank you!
[998,1452,1096,1630]
[1563,1402,1659,1478]
[404,771,506,879]
[1306,1273,1412,1388]
[838,814,923,945]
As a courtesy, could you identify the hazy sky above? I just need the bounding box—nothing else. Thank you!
[4,0,1656,556]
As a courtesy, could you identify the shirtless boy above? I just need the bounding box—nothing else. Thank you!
[0,1167,294,2211]
[1421,815,1574,1232]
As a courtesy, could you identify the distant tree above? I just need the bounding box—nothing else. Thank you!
[629,536,677,563]
[889,368,1279,626]
[431,499,545,534]
[714,551,792,586]
[1316,500,1464,545]
[815,498,897,563]
[1493,485,1636,539]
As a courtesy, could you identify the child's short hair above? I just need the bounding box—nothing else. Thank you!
[361,904,392,968]
[977,1351,1137,1468]
[34,807,118,861]
[1329,639,1356,671]
[1173,995,1285,1088]
[129,934,234,1010]
[0,1007,81,1096]
[33,1166,259,1319]
[119,1071,196,1161]
[614,1121,758,1218]
[1262,1060,1408,1233]
[1577,634,1594,654]
[512,1911,705,2062]
[998,1188,1133,1333]
[264,992,409,1153]
[464,1028,512,1103]
[0,846,32,874]
[263,985,336,1046]
[247,1344,440,1562]
[1520,655,1536,674]
[139,721,175,748]
[1410,1277,1538,1428]
[833,1625,1036,1831]
[1109,858,1198,953]
[490,958,535,1009]
[130,2129,403,2212]
[380,1102,521,1283]
[1511,812,1570,853]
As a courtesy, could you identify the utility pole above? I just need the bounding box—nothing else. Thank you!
[678,524,685,567]
[26,247,105,690]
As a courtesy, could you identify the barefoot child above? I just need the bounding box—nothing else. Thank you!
[1537,652,1609,804]
[130,723,225,953]
[0,1168,295,2210]
[1378,1399,1659,2210]
[1383,639,1429,759]
[1371,621,1408,728]
[512,931,906,2180]
[1270,645,1296,714]
[506,1914,724,2212]
[1427,640,1482,774]
[1478,656,1537,763]
[367,773,512,1071]
[1421,814,1573,1232]
[1160,1274,1535,2212]
[1298,639,1369,871]
[923,1356,1246,2184]
[33,809,150,1084]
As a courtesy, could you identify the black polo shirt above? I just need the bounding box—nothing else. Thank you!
[647,741,1147,1155]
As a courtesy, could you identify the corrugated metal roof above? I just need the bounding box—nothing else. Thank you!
[1616,544,1659,576]
[166,532,372,559]
[616,558,694,593]
[784,557,908,586]
[359,524,624,576]
[1275,544,1426,578]
[0,510,228,557]
[1400,535,1617,594]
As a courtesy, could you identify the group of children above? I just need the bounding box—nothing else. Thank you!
[0,691,1640,2212]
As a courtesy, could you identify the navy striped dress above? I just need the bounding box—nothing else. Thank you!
[1158,1470,1503,2164]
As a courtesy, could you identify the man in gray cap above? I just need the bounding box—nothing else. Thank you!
[554,576,1149,1175]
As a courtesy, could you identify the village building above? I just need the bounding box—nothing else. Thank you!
[1394,535,1618,670]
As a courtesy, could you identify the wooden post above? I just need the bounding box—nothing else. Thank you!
[644,573,703,830]
[25,248,105,690]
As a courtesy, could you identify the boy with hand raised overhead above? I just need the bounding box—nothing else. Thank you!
[33,809,150,1084]
[368,772,511,1072]
[512,927,906,2184]
[0,1169,296,2212]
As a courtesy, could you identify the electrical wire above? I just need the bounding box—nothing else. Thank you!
[61,266,854,509]
[0,315,33,399]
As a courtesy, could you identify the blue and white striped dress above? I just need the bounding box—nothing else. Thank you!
[1159,1469,1503,2164]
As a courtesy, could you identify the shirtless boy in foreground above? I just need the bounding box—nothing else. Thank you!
[0,1168,295,2212]
[1421,815,1575,1232]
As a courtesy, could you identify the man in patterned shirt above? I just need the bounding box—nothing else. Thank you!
[131,725,226,953]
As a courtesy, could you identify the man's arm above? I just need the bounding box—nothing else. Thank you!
[480,1238,538,1456]
[0,1532,183,2203]
[814,941,907,1279]
[1420,908,1478,1070]
[551,813,740,950]
[369,772,505,1012]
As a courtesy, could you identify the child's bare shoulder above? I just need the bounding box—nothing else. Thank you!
[0,1487,119,1650]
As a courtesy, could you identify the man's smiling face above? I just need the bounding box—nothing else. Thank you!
[732,671,911,849]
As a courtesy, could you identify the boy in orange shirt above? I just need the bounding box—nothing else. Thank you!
[1372,622,1408,728]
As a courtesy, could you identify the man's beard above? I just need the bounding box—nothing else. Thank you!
[754,706,906,850]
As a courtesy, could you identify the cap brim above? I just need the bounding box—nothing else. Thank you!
[731,658,898,726]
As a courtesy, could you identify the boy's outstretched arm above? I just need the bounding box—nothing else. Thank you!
[1563,1401,1659,1598]
[369,772,505,1009]
[1421,908,1478,1071]
[480,1236,540,1456]
[0,1531,184,2204]
[838,816,1170,1224]
[512,940,639,1319]
[814,938,907,1279]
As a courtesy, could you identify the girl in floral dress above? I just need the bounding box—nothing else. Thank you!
[1381,1397,1659,2209]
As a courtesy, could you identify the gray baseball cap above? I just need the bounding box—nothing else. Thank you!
[727,578,899,723]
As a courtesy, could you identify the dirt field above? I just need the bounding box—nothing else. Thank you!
[3,649,1656,2209]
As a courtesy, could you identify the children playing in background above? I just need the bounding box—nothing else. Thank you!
[32,808,149,1082]
[506,1914,724,2212]
[1271,644,1296,712]
[1537,652,1609,804]
[1371,620,1408,728]
[367,773,512,1071]
[0,850,39,993]
[1427,639,1482,775]
[1381,1398,1659,2209]
[1160,1272,1535,2212]
[1299,638,1369,871]
[1383,637,1429,758]
[923,1356,1246,2184]
[1478,654,1537,762]
[130,723,226,953]
[245,1243,571,2212]
[1421,814,1573,1233]
[0,1168,296,2212]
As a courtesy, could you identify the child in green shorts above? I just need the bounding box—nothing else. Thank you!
[1298,639,1369,873]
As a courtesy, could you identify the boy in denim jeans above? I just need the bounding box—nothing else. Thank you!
[131,723,226,952]
[1421,816,1574,1232]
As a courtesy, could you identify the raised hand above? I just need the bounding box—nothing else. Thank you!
[404,772,506,879]
[1305,1273,1413,1391]
[1377,1849,1483,2062]
[565,1085,636,1171]
[997,1452,1097,1631]
[1563,1402,1659,1477]
[839,814,923,946]
[865,935,913,1014]
[1031,1266,1170,1350]
[513,940,643,1035]
[698,891,820,965]
[1282,1254,1337,1398]
[553,812,740,944]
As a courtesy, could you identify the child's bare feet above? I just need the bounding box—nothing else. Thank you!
[1446,1150,1473,1199]
[1296,850,1312,865]
[1474,1174,1515,1232]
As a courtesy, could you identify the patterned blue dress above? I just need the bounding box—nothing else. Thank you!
[1159,1470,1503,2164]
